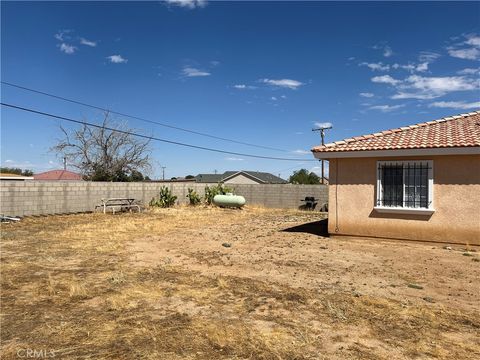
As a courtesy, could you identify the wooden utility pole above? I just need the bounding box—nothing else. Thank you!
[312,125,332,184]
[161,166,166,180]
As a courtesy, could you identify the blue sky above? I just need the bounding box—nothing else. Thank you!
[1,1,479,179]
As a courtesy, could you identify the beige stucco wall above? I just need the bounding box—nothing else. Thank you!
[328,155,480,245]
[224,174,261,185]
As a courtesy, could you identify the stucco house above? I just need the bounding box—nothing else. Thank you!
[311,111,480,245]
[196,171,287,185]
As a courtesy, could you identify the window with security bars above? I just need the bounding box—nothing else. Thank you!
[377,161,433,209]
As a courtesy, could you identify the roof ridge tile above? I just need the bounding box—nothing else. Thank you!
[312,109,480,152]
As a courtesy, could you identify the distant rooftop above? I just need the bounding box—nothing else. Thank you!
[34,170,83,181]
[196,170,287,184]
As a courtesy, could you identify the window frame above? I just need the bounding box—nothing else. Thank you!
[375,160,434,214]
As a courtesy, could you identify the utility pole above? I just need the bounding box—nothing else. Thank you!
[63,157,67,171]
[312,124,332,184]
[161,166,166,181]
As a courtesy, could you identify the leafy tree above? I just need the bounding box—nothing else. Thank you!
[129,170,145,182]
[288,169,321,185]
[185,175,195,179]
[52,112,151,181]
[0,167,33,176]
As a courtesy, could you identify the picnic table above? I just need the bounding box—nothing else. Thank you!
[95,198,142,214]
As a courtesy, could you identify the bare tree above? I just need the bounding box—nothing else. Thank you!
[52,113,151,181]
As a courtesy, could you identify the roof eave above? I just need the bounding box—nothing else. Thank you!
[312,146,480,159]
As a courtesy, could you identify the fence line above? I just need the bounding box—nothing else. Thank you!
[0,181,328,216]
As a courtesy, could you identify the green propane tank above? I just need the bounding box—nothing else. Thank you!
[213,193,246,208]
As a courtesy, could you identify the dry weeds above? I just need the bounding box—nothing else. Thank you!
[1,206,479,359]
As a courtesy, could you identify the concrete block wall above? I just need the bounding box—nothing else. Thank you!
[0,181,328,217]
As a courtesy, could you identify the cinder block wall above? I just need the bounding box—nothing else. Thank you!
[0,181,328,217]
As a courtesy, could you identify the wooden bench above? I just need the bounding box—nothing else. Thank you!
[95,198,142,214]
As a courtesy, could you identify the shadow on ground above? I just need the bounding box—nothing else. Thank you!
[281,218,328,237]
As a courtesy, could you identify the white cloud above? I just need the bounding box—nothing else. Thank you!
[465,34,480,47]
[389,75,479,99]
[392,63,414,72]
[383,46,393,58]
[225,157,244,161]
[182,66,210,77]
[80,38,97,47]
[59,43,77,54]
[390,92,437,100]
[280,95,287,99]
[419,51,441,62]
[292,149,310,155]
[371,75,401,85]
[54,30,71,42]
[391,62,429,73]
[403,75,478,93]
[457,68,480,75]
[448,33,480,60]
[415,62,429,72]
[107,55,128,63]
[165,0,207,9]
[314,122,333,129]
[271,96,277,101]
[233,84,256,89]
[359,92,374,98]
[373,43,393,58]
[429,101,480,110]
[260,78,304,90]
[369,104,405,112]
[448,48,480,60]
[360,62,390,71]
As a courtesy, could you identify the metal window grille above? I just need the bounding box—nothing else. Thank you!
[377,162,431,208]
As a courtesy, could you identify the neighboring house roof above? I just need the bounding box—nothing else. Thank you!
[33,170,83,180]
[195,173,225,183]
[196,171,287,184]
[222,171,287,184]
[0,173,34,180]
[312,110,480,157]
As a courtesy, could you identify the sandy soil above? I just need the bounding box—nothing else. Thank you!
[131,209,479,312]
[1,206,479,359]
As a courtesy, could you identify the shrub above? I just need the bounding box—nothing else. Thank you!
[150,186,177,208]
[204,183,234,205]
[186,188,202,206]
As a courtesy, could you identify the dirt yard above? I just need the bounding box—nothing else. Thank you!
[1,206,479,359]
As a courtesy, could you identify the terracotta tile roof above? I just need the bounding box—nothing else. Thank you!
[311,111,480,153]
[33,170,83,180]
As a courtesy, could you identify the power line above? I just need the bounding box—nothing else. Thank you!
[1,102,317,162]
[1,81,287,152]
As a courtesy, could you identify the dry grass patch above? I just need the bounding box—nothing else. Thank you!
[1,207,479,359]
